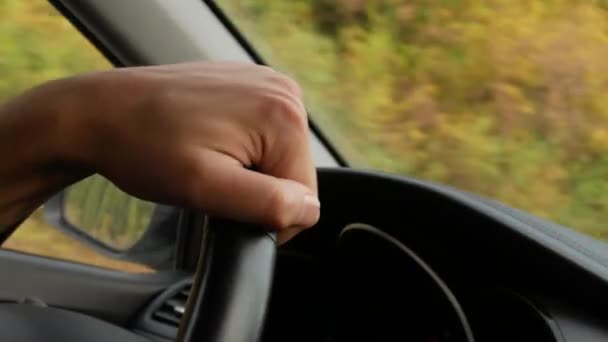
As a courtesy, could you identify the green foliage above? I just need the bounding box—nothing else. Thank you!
[0,0,109,102]
[218,0,608,238]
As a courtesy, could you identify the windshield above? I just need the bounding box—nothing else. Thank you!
[216,1,608,240]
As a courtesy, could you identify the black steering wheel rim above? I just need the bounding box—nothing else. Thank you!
[177,214,277,342]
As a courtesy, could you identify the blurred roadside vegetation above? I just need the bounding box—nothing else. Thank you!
[3,210,151,273]
[218,0,608,239]
[0,0,108,103]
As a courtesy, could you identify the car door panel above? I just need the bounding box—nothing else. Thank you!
[0,250,185,325]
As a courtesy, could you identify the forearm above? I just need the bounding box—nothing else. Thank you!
[0,79,92,232]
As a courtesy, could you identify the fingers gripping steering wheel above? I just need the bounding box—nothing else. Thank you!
[177,215,277,342]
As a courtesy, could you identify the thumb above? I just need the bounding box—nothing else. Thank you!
[189,153,320,233]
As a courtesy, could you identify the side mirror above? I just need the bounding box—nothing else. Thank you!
[44,175,179,269]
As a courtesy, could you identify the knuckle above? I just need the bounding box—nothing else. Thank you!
[271,74,302,97]
[261,93,307,131]
[256,64,276,74]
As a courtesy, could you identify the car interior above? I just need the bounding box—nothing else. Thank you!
[2,1,608,341]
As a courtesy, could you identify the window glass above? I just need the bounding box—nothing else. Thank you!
[0,0,156,273]
[217,0,608,240]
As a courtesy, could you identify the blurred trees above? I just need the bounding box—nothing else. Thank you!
[0,0,108,102]
[219,0,608,238]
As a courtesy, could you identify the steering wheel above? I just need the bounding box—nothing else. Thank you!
[177,214,277,342]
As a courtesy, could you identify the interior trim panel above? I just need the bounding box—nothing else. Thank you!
[0,250,186,325]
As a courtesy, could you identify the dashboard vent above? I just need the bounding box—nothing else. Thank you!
[152,283,191,327]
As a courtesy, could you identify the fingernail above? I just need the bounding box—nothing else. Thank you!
[297,194,321,227]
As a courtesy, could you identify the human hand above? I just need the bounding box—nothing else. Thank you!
[0,61,319,243]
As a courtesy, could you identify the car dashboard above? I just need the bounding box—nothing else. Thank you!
[258,224,565,342]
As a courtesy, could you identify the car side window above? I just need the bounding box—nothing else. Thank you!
[0,0,161,273]
[217,1,608,241]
